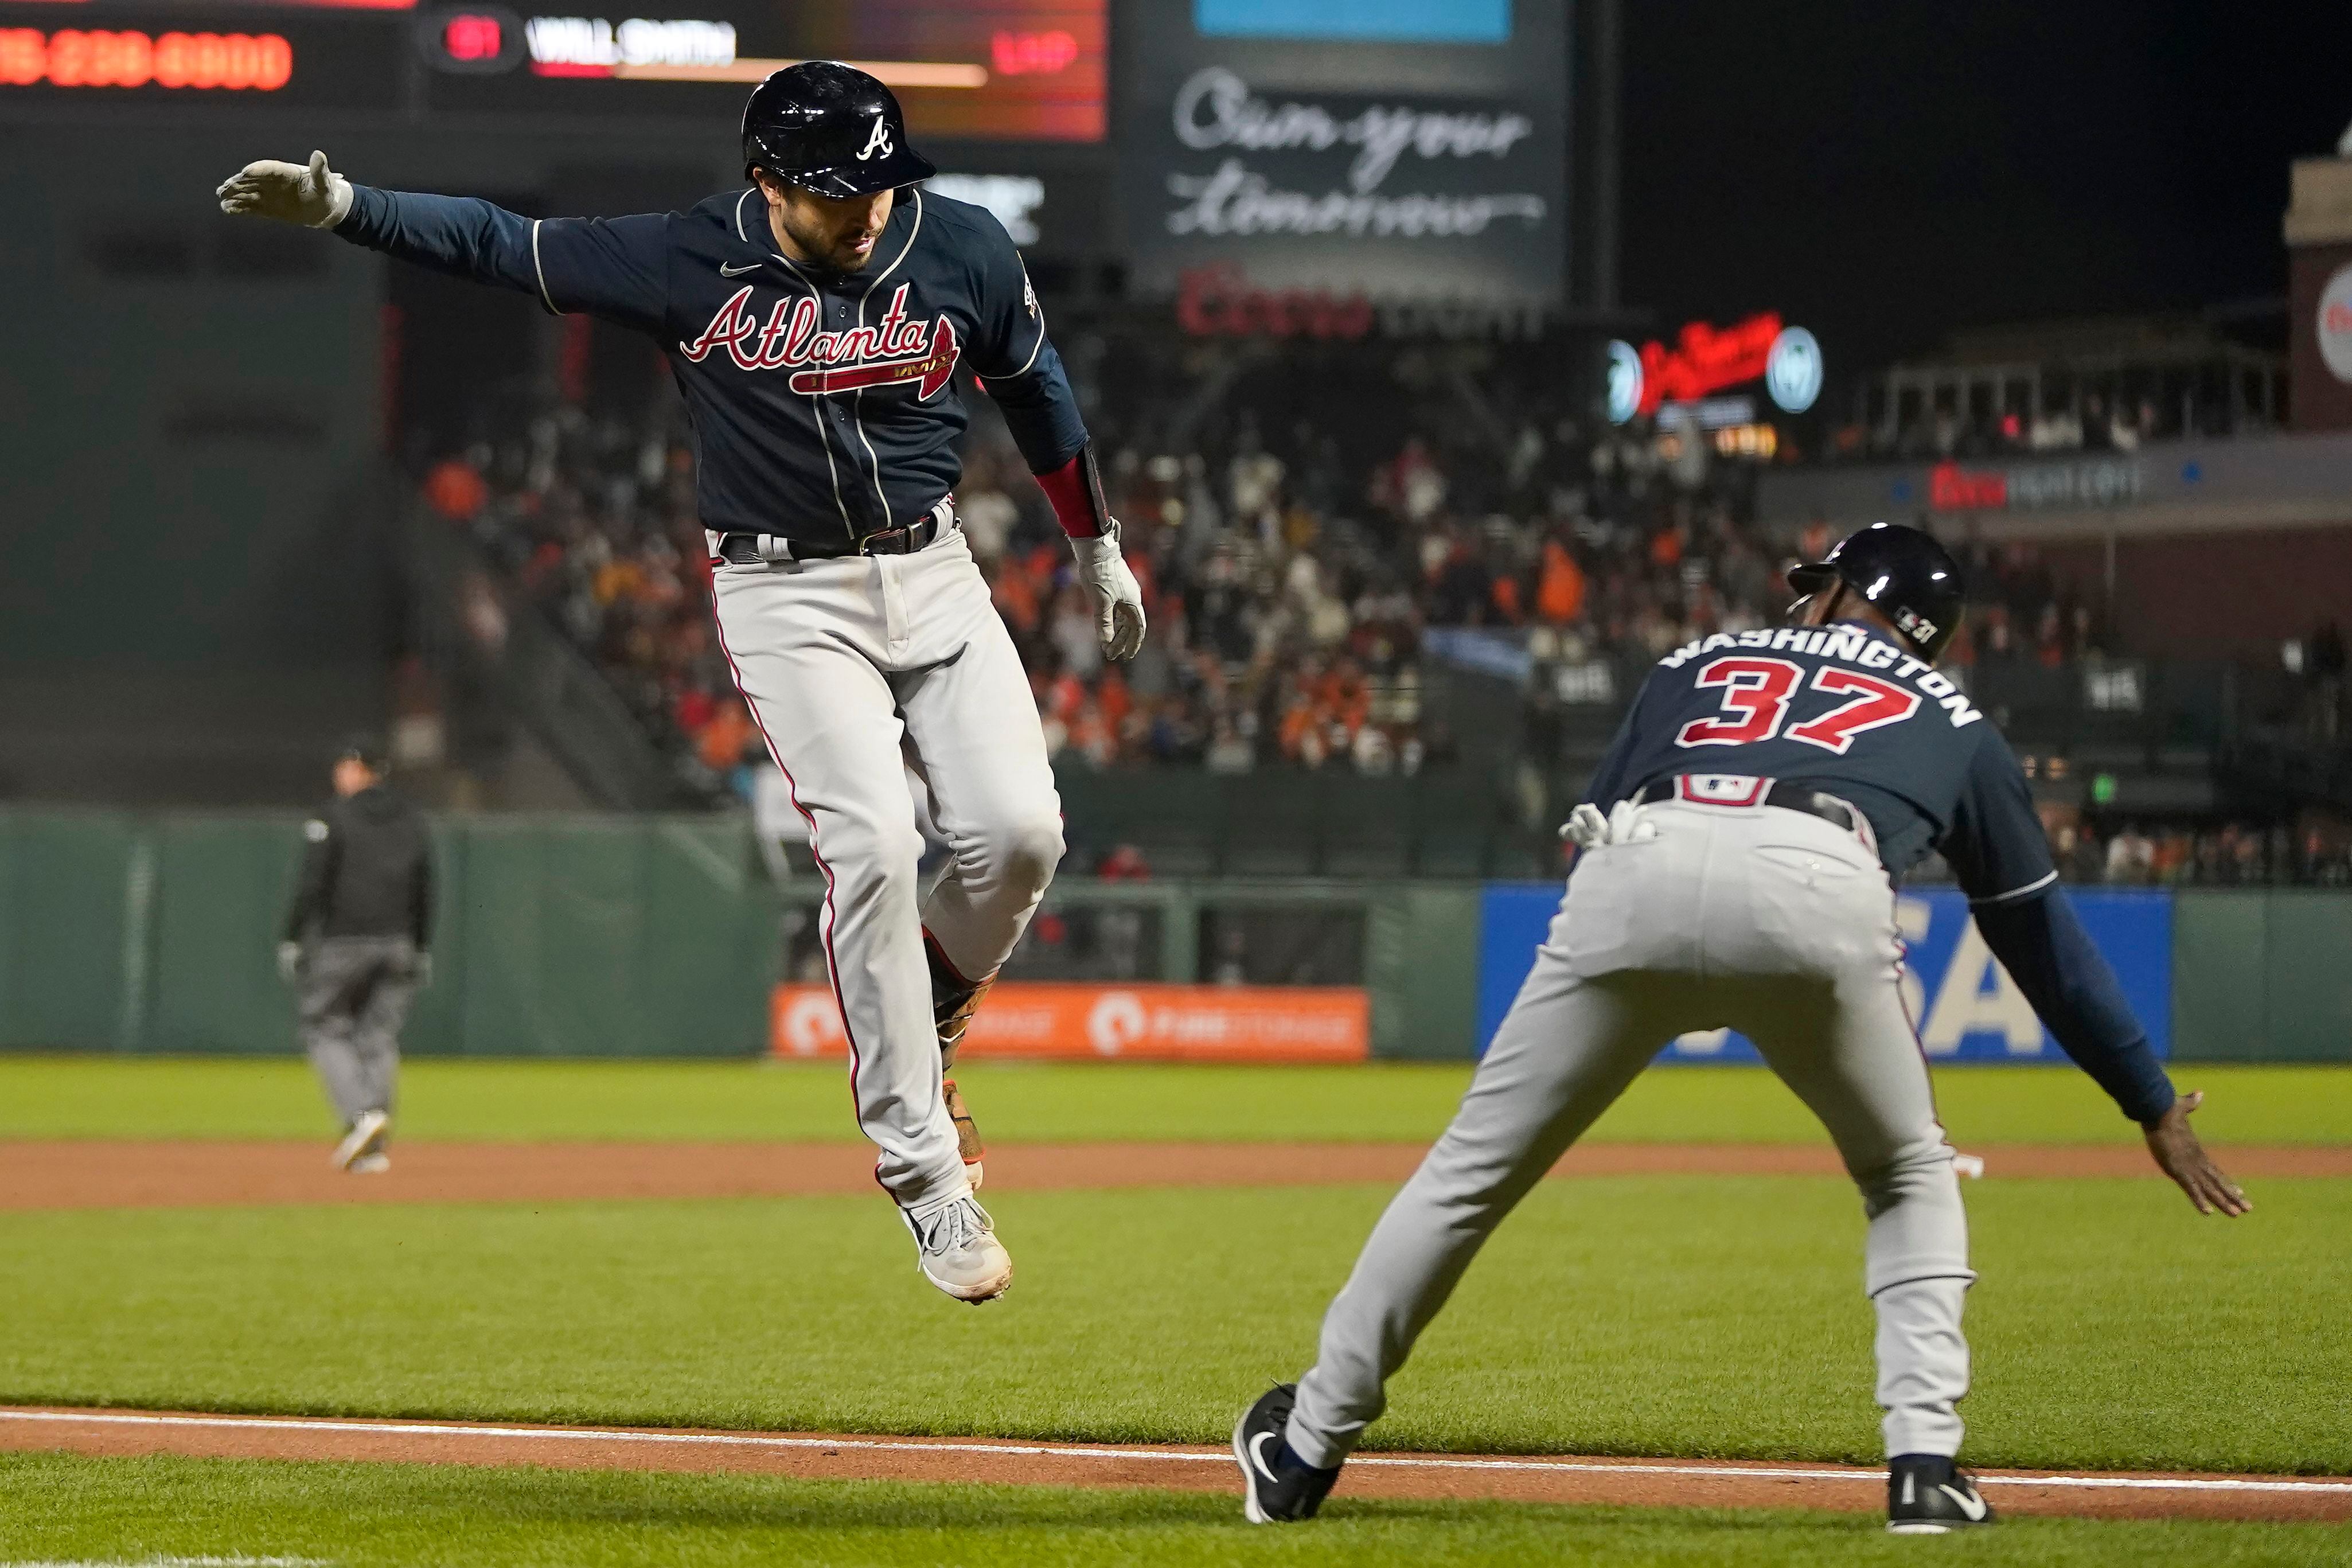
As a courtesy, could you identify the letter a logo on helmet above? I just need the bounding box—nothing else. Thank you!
[741,61,935,197]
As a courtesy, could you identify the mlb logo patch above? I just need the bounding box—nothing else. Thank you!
[1676,774,1770,806]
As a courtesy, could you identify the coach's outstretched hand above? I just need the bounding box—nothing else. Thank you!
[217,150,353,229]
[2143,1091,2250,1216]
[1071,525,1146,661]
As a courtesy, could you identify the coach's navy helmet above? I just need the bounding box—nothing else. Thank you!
[742,61,935,197]
[1787,522,1966,661]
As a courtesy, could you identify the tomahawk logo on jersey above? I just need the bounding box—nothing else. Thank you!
[1580,621,2056,903]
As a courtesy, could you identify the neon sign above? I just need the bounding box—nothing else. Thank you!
[1607,312,1823,422]
[990,29,1075,75]
[1176,262,1373,340]
[0,27,294,89]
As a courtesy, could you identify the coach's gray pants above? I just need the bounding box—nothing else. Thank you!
[299,936,418,1128]
[1286,798,1973,1467]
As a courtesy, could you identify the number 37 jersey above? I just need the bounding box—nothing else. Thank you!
[1580,621,2058,904]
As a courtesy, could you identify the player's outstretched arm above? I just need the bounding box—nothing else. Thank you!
[218,153,668,332]
[1973,889,2249,1216]
[1949,734,2246,1216]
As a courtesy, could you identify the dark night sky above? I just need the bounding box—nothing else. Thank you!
[1617,1,2352,378]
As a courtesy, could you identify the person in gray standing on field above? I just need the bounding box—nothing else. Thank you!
[279,736,434,1173]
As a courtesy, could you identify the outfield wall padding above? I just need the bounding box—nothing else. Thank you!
[2172,890,2352,1062]
[1,809,2345,1061]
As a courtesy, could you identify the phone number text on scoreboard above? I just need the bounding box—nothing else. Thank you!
[0,4,404,108]
[0,26,293,89]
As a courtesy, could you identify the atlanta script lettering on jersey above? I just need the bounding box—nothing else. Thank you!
[1657,625,1983,727]
[679,280,962,399]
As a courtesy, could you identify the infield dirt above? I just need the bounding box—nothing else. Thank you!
[5,1407,2347,1524]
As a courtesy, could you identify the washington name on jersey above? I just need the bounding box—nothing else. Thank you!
[1656,625,1984,740]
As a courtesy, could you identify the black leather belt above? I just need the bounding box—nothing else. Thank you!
[716,509,945,566]
[1635,776,1861,835]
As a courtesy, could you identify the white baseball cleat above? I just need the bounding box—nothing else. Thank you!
[331,1109,390,1172]
[348,1152,392,1175]
[902,1191,1013,1304]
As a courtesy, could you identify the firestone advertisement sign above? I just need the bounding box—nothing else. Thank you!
[1116,6,1567,309]
[774,982,1370,1063]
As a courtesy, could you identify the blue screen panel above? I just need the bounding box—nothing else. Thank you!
[1476,884,2173,1064]
[1194,0,1511,45]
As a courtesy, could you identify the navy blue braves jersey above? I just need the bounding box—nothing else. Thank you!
[1585,620,2052,901]
[1582,615,2173,1123]
[333,184,1087,545]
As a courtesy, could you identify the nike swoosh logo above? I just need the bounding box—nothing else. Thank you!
[1938,1483,1988,1522]
[719,262,762,277]
[1249,1430,1282,1484]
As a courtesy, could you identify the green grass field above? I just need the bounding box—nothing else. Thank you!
[5,1180,2345,1472]
[3,1057,2346,1566]
[5,1055,2347,1145]
[6,1453,2346,1568]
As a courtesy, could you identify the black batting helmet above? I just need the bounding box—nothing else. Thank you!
[741,61,935,198]
[1787,522,1966,661]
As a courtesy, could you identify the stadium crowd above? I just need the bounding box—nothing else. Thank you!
[412,354,2121,796]
[2057,821,2352,887]
[401,331,2343,888]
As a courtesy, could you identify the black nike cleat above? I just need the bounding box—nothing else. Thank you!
[1887,1454,1997,1534]
[1231,1384,1341,1524]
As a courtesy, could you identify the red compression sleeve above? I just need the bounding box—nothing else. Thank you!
[1035,446,1110,540]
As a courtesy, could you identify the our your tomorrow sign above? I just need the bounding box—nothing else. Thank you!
[1116,6,1567,307]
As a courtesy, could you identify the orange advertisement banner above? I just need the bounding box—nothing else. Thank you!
[770,982,1368,1063]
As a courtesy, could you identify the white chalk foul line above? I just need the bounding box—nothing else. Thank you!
[5,1410,2347,1497]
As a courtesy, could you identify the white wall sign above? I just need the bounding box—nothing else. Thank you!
[1765,325,1823,412]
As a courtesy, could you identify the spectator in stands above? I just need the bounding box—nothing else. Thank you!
[2103,824,2155,885]
[2296,828,2352,886]
[2052,822,2104,884]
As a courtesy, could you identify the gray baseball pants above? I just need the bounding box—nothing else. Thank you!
[711,525,1064,1212]
[1285,794,1973,1467]
[299,936,418,1127]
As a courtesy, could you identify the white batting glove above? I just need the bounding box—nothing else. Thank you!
[1070,524,1146,662]
[1559,803,1610,848]
[217,150,353,229]
[1559,801,1658,850]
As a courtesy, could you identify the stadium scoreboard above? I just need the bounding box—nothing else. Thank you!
[0,0,1105,139]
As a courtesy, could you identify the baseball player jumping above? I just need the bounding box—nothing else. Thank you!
[1234,524,2248,1533]
[219,63,1145,1304]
